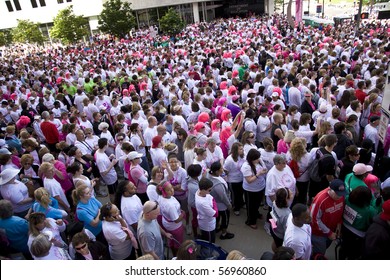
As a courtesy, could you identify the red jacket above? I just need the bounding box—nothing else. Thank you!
[310,188,345,237]
[40,121,59,144]
[355,89,366,104]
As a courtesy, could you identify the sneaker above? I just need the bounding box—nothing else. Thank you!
[234,211,240,216]
[96,190,108,197]
[263,222,271,236]
[186,224,192,235]
[220,232,235,240]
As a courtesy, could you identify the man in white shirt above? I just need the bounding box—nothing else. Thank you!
[283,204,312,260]
[143,116,158,149]
[256,107,271,142]
[364,116,380,152]
[288,79,302,109]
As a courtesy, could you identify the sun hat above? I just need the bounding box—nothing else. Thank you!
[128,151,143,161]
[0,148,11,155]
[0,168,20,185]
[98,122,109,131]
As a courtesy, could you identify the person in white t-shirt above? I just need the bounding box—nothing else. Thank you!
[283,204,312,260]
[195,178,217,243]
[240,149,268,229]
[257,107,272,143]
[164,153,190,234]
[224,142,246,216]
[100,203,136,260]
[39,162,71,213]
[205,138,224,168]
[150,135,167,168]
[115,180,143,233]
[156,181,185,257]
[266,154,296,210]
[95,138,118,202]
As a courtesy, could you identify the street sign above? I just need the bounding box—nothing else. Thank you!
[378,112,389,144]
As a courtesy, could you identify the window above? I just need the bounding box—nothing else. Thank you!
[5,0,14,12]
[57,0,63,3]
[13,0,21,10]
[31,0,38,8]
[39,0,46,7]
[66,0,72,2]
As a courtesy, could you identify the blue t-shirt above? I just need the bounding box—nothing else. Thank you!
[76,198,102,236]
[0,216,29,254]
[32,197,64,219]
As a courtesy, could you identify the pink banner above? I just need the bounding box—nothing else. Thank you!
[296,0,303,23]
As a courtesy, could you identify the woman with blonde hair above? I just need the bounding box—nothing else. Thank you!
[41,153,74,204]
[39,162,71,214]
[286,138,313,205]
[32,187,68,219]
[183,135,197,170]
[72,184,106,245]
[27,212,70,259]
[241,131,257,157]
[318,120,331,138]
[21,138,40,165]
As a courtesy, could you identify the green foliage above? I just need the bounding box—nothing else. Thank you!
[159,8,185,36]
[12,20,45,45]
[98,0,136,38]
[50,5,89,45]
[0,30,12,46]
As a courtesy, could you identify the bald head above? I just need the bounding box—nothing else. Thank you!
[143,201,159,220]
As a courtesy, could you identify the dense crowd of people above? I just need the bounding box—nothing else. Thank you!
[0,13,390,260]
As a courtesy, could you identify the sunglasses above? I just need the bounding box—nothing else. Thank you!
[117,138,124,141]
[75,243,87,250]
[146,201,159,214]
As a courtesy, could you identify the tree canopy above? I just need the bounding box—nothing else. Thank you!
[50,5,89,45]
[159,8,185,36]
[12,20,45,45]
[98,0,136,38]
[0,30,13,46]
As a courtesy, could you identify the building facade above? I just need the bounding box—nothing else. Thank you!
[0,0,274,38]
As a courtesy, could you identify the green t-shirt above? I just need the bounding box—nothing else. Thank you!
[344,173,366,193]
[344,173,381,214]
[84,81,95,94]
[63,84,77,96]
[343,196,376,233]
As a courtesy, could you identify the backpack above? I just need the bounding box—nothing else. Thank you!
[308,149,333,182]
[288,159,300,179]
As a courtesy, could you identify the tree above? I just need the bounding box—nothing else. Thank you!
[159,8,185,36]
[12,20,45,45]
[0,30,12,46]
[50,5,89,45]
[98,0,136,38]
